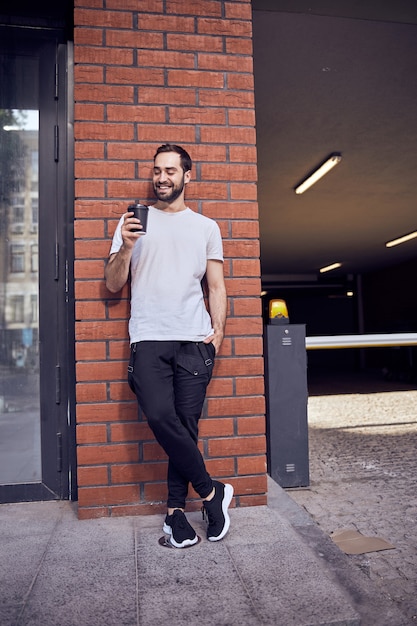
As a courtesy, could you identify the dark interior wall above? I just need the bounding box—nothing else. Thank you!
[263,289,356,335]
[262,257,417,372]
[262,285,358,369]
[362,257,417,333]
[265,256,417,336]
[361,257,417,376]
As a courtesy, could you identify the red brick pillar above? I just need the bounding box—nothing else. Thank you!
[74,0,266,519]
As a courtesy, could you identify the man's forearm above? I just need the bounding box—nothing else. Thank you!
[105,245,132,293]
[204,259,227,351]
[208,284,227,348]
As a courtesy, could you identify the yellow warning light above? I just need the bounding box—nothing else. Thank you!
[269,299,289,324]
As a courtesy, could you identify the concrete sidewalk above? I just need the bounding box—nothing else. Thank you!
[0,477,406,626]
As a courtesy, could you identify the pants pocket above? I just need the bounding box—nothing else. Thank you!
[177,342,215,381]
[176,352,206,377]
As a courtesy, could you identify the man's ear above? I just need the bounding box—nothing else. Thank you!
[184,170,191,184]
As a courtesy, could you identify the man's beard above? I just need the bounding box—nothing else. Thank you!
[153,175,185,203]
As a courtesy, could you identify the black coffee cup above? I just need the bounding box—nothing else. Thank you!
[128,203,149,233]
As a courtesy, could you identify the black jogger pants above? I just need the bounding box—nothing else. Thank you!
[128,340,215,509]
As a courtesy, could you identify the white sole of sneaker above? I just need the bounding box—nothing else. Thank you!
[168,534,198,548]
[208,483,234,542]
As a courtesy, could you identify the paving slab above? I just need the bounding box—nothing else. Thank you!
[136,504,359,626]
[0,489,363,626]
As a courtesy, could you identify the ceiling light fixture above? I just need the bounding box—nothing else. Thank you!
[385,231,417,248]
[319,262,342,273]
[294,153,342,194]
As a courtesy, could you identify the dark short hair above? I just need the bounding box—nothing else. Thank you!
[154,144,192,173]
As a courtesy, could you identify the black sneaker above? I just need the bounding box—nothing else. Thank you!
[202,481,234,542]
[163,509,198,548]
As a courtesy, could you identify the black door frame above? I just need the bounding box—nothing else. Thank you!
[0,20,76,503]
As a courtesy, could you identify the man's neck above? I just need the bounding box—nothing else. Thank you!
[154,199,188,213]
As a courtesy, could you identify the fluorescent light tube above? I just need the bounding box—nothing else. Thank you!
[295,153,342,194]
[319,262,342,273]
[386,231,417,248]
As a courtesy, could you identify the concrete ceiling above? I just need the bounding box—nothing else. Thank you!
[252,1,417,284]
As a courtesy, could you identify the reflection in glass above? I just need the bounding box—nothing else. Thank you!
[0,107,41,484]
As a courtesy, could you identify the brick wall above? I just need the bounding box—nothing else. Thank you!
[73,0,266,519]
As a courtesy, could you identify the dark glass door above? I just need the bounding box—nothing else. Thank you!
[0,27,75,502]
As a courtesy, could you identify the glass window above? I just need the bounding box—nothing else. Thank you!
[10,244,25,272]
[12,205,24,223]
[10,295,24,323]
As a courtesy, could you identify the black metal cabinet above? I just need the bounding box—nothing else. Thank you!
[264,324,309,488]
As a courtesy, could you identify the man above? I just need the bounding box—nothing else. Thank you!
[105,144,233,548]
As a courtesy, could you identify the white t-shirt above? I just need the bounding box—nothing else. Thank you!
[109,206,224,343]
